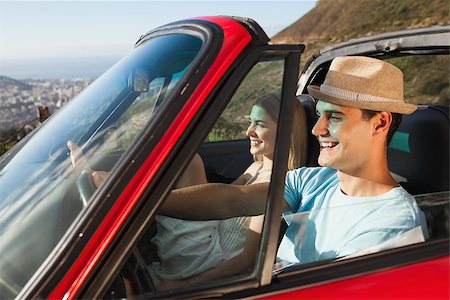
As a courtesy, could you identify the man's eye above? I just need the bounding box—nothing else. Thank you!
[329,114,342,121]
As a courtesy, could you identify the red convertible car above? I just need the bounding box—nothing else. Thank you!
[0,16,448,299]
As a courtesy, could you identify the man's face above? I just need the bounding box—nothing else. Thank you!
[312,100,374,173]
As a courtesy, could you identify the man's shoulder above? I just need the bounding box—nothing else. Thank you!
[373,186,417,208]
[388,186,414,199]
[285,167,339,196]
[288,166,337,181]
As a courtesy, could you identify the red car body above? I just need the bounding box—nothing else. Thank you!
[1,16,448,299]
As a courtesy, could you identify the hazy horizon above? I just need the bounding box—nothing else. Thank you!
[1,55,123,80]
[0,1,317,80]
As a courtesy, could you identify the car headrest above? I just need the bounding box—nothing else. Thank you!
[297,94,319,167]
[388,105,449,195]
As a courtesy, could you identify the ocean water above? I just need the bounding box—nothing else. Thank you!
[0,55,122,80]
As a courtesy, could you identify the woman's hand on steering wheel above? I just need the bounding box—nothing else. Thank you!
[67,140,109,188]
[67,140,91,171]
[67,140,109,205]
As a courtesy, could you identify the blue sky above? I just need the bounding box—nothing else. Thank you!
[0,1,316,78]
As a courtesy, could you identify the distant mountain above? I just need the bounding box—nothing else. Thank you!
[273,0,449,43]
[271,0,449,65]
[0,75,32,91]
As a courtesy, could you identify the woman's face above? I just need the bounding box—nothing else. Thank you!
[246,105,278,159]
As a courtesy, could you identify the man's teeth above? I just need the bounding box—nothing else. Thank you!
[321,142,338,148]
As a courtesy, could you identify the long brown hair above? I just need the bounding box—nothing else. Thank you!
[253,93,307,170]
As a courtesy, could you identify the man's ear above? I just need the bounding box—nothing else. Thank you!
[373,112,392,135]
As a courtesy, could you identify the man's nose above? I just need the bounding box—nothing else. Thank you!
[312,117,328,137]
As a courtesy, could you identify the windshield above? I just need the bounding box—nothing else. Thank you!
[0,33,203,298]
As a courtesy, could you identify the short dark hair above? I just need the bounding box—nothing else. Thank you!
[360,109,402,144]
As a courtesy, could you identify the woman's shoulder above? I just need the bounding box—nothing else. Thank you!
[239,161,263,178]
[231,161,262,185]
[247,161,263,173]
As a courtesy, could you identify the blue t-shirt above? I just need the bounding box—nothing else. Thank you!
[277,167,428,264]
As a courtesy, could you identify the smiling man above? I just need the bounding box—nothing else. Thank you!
[162,56,428,265]
[275,56,428,264]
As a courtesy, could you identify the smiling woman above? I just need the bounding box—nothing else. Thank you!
[247,95,279,159]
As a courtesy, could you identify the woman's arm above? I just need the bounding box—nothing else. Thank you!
[176,153,208,188]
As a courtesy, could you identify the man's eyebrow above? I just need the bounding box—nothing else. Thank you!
[316,109,345,115]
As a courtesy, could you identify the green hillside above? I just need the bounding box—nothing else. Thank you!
[267,0,449,106]
[272,0,449,47]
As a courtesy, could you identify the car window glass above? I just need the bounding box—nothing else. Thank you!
[89,76,176,155]
[207,60,284,142]
[128,58,287,297]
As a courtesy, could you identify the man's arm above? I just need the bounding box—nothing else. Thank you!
[158,182,270,220]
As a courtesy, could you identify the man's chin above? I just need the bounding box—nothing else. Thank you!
[318,157,332,168]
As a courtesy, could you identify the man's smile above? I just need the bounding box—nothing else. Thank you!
[319,141,339,149]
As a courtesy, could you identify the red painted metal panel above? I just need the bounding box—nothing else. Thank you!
[49,16,252,300]
[261,255,450,299]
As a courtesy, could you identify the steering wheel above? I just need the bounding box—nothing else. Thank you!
[76,170,97,206]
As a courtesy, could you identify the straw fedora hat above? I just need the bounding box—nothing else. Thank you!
[307,56,416,114]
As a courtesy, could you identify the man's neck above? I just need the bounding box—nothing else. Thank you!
[337,161,398,197]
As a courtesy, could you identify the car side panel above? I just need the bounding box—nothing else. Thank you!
[262,255,450,299]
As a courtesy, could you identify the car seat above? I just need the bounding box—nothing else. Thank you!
[389,105,450,240]
[297,94,319,167]
[388,105,449,195]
